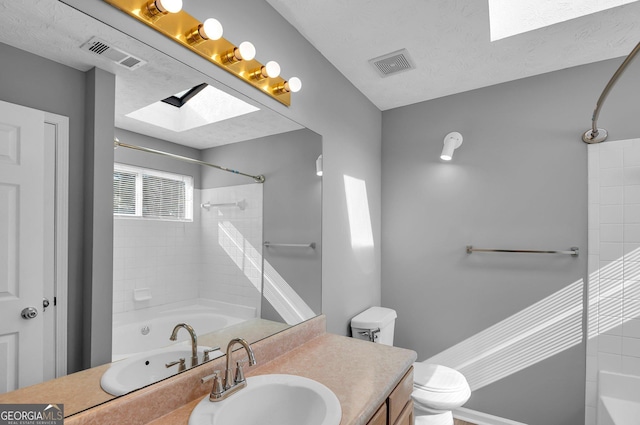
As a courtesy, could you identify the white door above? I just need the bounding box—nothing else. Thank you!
[0,100,46,392]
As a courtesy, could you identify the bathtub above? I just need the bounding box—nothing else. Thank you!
[112,299,255,361]
[598,371,640,425]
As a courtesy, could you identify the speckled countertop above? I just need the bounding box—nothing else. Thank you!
[62,316,416,425]
[0,318,289,418]
[148,333,416,425]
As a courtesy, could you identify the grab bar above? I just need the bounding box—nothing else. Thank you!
[264,241,316,249]
[201,200,245,211]
[466,245,578,257]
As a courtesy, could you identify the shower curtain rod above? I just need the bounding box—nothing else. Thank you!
[583,40,640,144]
[113,138,265,183]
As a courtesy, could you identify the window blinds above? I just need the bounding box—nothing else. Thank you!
[113,163,193,221]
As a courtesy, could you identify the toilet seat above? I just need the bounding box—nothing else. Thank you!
[412,363,471,411]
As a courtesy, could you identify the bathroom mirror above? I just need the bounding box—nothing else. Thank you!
[0,0,321,416]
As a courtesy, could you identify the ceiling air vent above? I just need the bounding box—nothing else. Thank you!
[369,48,415,78]
[80,37,146,71]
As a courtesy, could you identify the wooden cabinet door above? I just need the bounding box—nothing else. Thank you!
[393,399,414,425]
[388,368,414,424]
[367,402,387,425]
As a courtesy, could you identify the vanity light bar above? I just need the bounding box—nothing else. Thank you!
[103,0,295,106]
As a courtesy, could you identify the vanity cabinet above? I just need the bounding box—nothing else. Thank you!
[367,367,414,425]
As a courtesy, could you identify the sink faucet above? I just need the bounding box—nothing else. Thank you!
[169,323,198,367]
[202,337,257,401]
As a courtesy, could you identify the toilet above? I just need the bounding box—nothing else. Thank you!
[351,307,471,425]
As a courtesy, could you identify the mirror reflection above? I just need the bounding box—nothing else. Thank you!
[0,0,321,416]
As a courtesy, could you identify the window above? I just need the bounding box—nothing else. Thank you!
[488,0,639,41]
[113,163,193,221]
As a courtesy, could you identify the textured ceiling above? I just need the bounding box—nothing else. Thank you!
[0,0,303,149]
[2,0,640,134]
[267,0,640,110]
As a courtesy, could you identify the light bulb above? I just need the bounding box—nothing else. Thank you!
[264,61,281,78]
[237,41,256,61]
[200,18,223,40]
[287,77,302,93]
[155,0,182,13]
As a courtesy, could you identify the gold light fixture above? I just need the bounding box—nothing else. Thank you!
[249,61,281,80]
[185,18,223,46]
[104,0,298,106]
[141,0,182,21]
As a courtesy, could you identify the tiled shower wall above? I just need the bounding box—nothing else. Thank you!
[586,138,640,424]
[113,184,262,315]
[199,185,263,312]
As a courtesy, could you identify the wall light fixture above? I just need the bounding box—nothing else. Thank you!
[316,154,323,176]
[440,132,463,161]
[104,0,301,106]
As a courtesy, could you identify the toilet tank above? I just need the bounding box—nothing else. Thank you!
[350,306,397,346]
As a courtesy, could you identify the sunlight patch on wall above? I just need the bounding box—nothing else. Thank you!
[344,175,374,249]
[425,279,584,390]
[488,0,639,41]
[217,220,314,324]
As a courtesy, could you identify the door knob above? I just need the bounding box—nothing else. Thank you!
[21,307,38,320]
[43,298,50,312]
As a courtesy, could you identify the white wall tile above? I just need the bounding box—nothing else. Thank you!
[600,186,623,205]
[622,336,640,357]
[624,204,640,224]
[600,168,623,187]
[598,351,622,373]
[599,243,623,261]
[598,334,622,354]
[624,318,640,338]
[624,145,640,167]
[601,224,623,242]
[600,205,623,224]
[622,355,640,375]
[625,186,640,204]
[588,139,640,423]
[624,167,640,186]
[600,147,624,169]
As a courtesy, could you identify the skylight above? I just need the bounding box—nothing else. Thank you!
[488,0,639,41]
[126,84,259,132]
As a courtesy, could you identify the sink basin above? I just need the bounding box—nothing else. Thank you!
[101,345,223,396]
[189,374,342,425]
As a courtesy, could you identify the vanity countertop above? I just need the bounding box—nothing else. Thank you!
[0,363,114,416]
[148,333,417,425]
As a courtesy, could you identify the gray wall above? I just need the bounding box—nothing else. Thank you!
[381,57,640,424]
[83,68,116,369]
[0,42,87,373]
[114,128,203,189]
[201,129,323,319]
[68,0,383,336]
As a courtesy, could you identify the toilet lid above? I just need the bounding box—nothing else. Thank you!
[413,363,469,394]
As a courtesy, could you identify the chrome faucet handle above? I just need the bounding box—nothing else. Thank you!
[165,358,186,372]
[201,371,217,384]
[234,360,246,384]
[202,346,220,362]
[204,370,224,401]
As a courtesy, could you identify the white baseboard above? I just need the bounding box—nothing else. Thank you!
[453,407,528,425]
